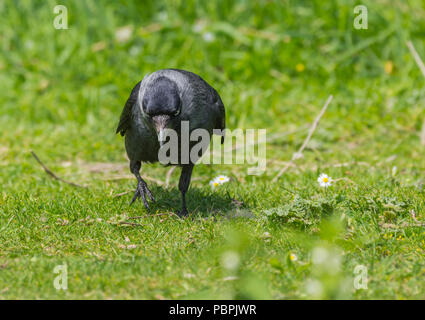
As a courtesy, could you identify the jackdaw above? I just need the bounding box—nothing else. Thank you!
[116,69,226,216]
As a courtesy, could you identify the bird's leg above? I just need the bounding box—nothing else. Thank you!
[129,160,155,211]
[177,164,194,217]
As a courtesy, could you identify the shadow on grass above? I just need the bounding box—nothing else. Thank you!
[126,185,252,219]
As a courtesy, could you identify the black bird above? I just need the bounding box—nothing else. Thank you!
[116,69,225,216]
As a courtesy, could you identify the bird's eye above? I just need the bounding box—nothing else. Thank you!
[173,99,182,116]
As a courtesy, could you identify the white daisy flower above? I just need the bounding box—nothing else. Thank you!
[203,32,215,43]
[289,253,298,261]
[391,166,397,177]
[317,173,332,187]
[115,25,133,43]
[209,175,230,189]
[192,20,206,33]
[216,175,230,184]
[210,179,220,189]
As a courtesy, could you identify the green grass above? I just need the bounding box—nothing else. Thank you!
[1,0,425,299]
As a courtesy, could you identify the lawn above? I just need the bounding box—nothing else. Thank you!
[1,0,425,299]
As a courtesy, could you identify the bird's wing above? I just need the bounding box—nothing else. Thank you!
[211,88,226,144]
[116,74,150,136]
[217,98,226,144]
[116,81,141,136]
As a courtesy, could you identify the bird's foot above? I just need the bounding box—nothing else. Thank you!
[143,183,155,202]
[130,181,155,211]
[176,208,188,217]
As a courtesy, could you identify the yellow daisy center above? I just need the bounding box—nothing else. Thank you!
[323,177,328,183]
[296,63,305,72]
[385,61,393,74]
[213,182,219,187]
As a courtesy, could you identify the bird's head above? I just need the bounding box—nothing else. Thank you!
[141,77,182,146]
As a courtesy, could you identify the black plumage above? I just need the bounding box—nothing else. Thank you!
[116,69,226,216]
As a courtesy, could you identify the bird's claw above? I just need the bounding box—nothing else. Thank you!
[176,208,188,217]
[144,185,155,202]
[130,181,155,211]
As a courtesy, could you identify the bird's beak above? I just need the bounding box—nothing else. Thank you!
[152,115,171,147]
